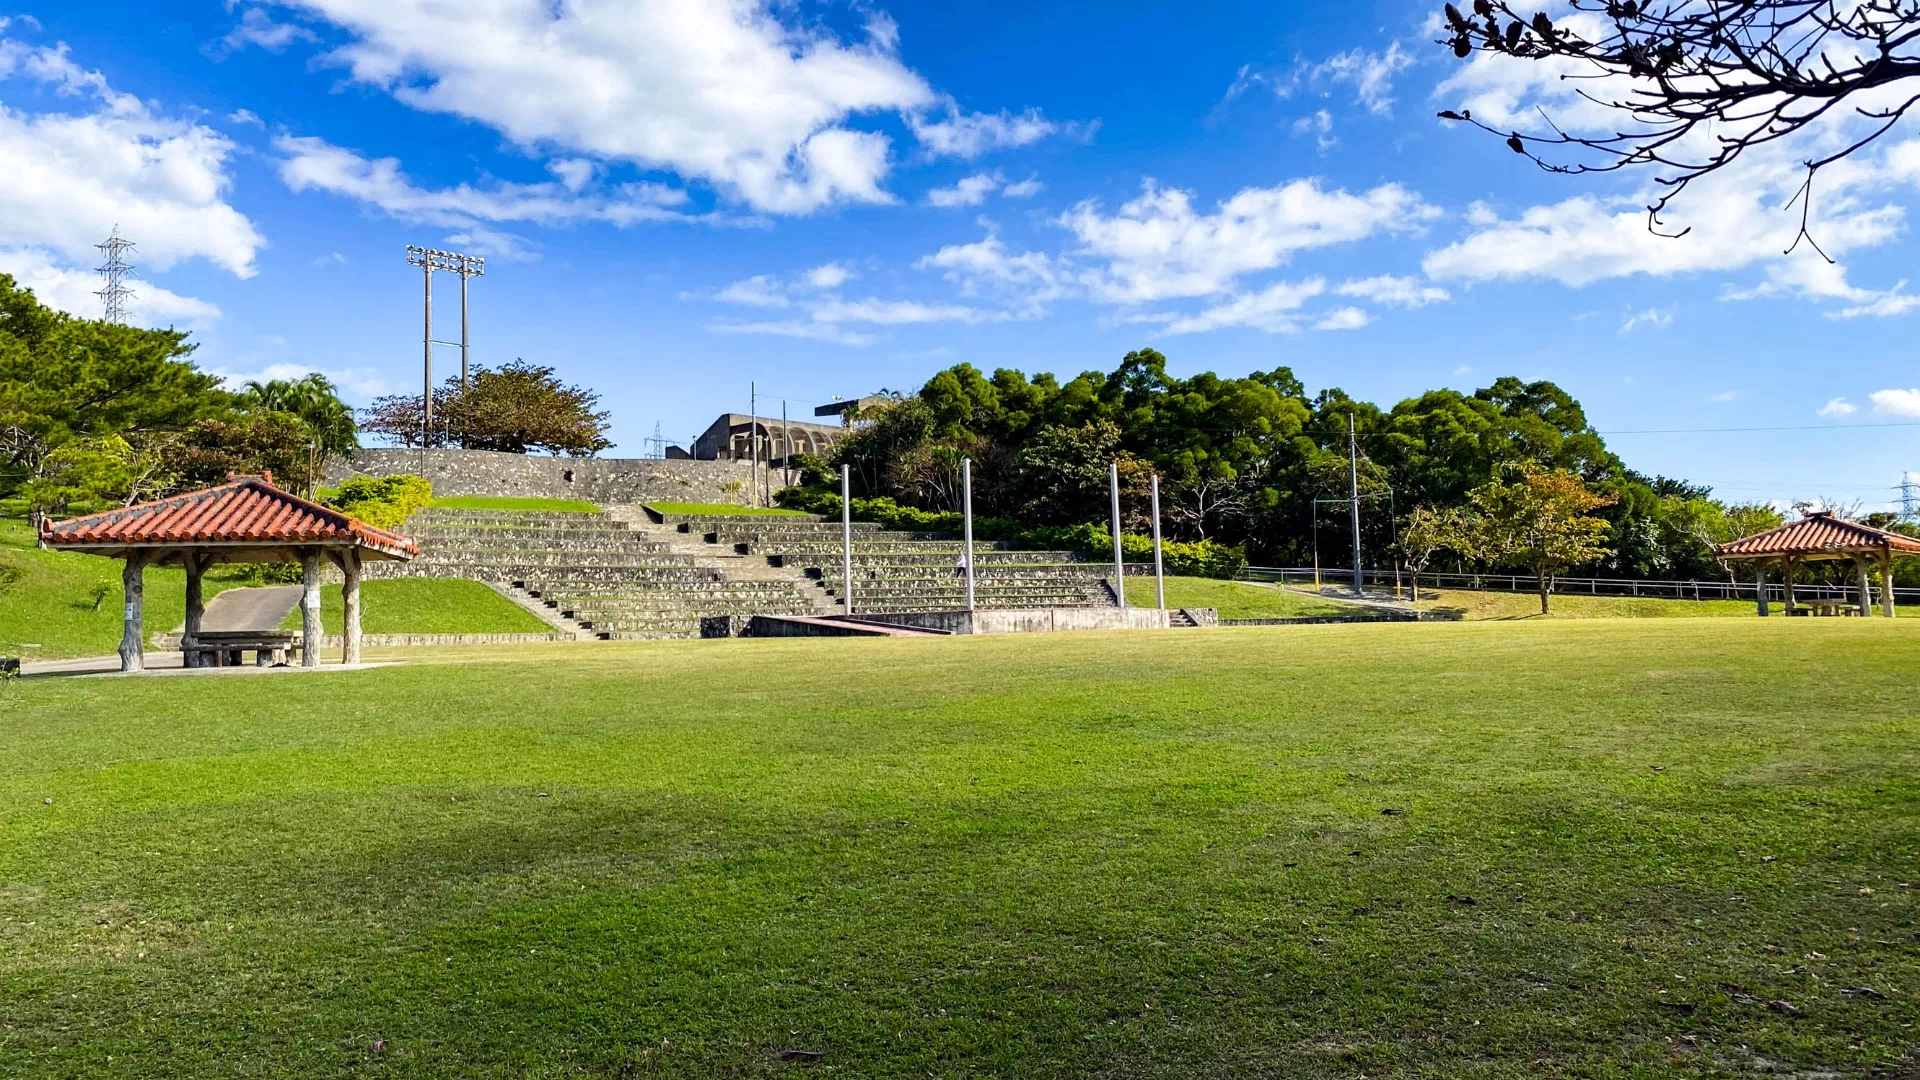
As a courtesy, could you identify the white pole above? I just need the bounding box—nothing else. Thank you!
[841,464,854,616]
[1151,473,1165,610]
[749,382,758,509]
[963,457,976,611]
[1110,460,1126,608]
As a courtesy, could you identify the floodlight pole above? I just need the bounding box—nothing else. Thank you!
[963,457,976,612]
[750,382,759,509]
[1151,472,1165,610]
[422,258,434,436]
[1110,461,1126,608]
[1348,413,1363,597]
[841,464,854,616]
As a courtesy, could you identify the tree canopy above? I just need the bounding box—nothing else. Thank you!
[363,360,612,456]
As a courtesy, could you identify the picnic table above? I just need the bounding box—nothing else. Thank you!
[1798,599,1857,617]
[184,630,302,667]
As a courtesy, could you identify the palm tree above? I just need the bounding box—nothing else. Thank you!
[237,374,358,494]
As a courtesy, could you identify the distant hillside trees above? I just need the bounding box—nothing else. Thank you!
[362,360,611,456]
[788,351,1772,585]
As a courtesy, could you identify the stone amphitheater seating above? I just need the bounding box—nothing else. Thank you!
[379,507,827,640]
[682,518,1118,614]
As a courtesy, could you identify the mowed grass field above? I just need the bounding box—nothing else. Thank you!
[3,622,1917,1078]
[277,578,554,636]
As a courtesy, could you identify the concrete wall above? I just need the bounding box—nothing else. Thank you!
[329,448,756,505]
[850,607,1210,635]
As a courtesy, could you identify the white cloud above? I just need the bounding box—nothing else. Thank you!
[276,135,704,250]
[1619,306,1674,335]
[1311,43,1413,116]
[1291,109,1336,151]
[805,262,854,289]
[914,229,1070,316]
[1452,364,1472,377]
[1818,397,1857,417]
[214,7,317,56]
[228,108,263,127]
[0,35,261,322]
[1336,274,1448,308]
[1062,178,1438,303]
[1707,390,1736,404]
[1313,306,1370,331]
[269,0,1059,214]
[704,263,995,346]
[1138,278,1327,336]
[311,251,348,267]
[1870,388,1920,417]
[928,172,1001,208]
[1002,175,1043,198]
[910,107,1060,159]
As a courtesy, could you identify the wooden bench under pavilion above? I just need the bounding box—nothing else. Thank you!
[1714,511,1919,618]
[38,473,417,672]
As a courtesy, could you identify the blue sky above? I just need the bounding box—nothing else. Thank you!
[3,1,1918,511]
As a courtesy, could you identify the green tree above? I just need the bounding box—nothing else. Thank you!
[0,274,226,496]
[16,436,140,521]
[1399,506,1469,602]
[166,413,318,492]
[362,360,611,456]
[1462,464,1617,614]
[236,374,358,495]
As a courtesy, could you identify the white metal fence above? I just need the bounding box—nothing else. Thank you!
[1243,566,1920,606]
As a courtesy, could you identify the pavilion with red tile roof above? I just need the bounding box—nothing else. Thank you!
[1714,511,1920,617]
[39,473,417,672]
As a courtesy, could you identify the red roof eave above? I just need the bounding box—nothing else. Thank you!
[40,476,417,559]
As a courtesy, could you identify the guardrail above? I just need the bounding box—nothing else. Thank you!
[1243,566,1920,606]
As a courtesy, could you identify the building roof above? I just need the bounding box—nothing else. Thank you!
[1715,511,1920,560]
[40,474,417,564]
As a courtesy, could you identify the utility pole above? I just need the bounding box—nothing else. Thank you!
[1348,413,1364,597]
[405,246,483,442]
[963,457,976,612]
[95,227,136,325]
[841,465,854,616]
[1110,461,1127,608]
[781,401,790,494]
[1151,473,1165,610]
[749,382,759,508]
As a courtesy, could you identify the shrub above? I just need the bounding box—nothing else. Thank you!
[319,474,433,530]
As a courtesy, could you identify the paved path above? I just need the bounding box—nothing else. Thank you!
[200,585,302,631]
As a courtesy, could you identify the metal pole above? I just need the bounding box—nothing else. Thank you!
[782,401,790,492]
[963,457,976,611]
[841,465,854,616]
[459,261,470,390]
[749,383,758,509]
[1110,460,1126,608]
[1348,413,1363,597]
[422,261,434,439]
[1151,472,1165,610]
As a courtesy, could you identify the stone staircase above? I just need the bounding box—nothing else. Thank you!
[376,507,830,640]
[658,513,1118,615]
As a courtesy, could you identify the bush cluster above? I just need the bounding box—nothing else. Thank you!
[319,474,433,530]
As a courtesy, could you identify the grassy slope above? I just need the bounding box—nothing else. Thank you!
[646,500,811,517]
[4,622,1917,1078]
[276,578,553,636]
[0,517,254,660]
[1124,575,1354,619]
[1414,586,1818,620]
[428,496,600,514]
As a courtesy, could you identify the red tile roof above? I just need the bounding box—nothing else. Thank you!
[1716,512,1920,559]
[40,475,417,560]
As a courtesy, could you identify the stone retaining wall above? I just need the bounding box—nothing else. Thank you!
[329,448,756,505]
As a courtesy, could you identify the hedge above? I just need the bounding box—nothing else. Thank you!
[318,474,433,530]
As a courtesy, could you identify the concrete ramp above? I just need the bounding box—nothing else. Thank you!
[199,586,302,632]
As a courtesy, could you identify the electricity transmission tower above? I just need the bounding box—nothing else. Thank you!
[96,227,136,325]
[644,423,666,460]
[404,246,486,442]
[1901,474,1919,521]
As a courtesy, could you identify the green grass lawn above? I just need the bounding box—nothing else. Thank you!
[1412,586,1819,620]
[275,578,554,636]
[428,496,600,514]
[0,516,255,660]
[1123,575,1356,619]
[646,500,812,517]
[4,622,1917,1078]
